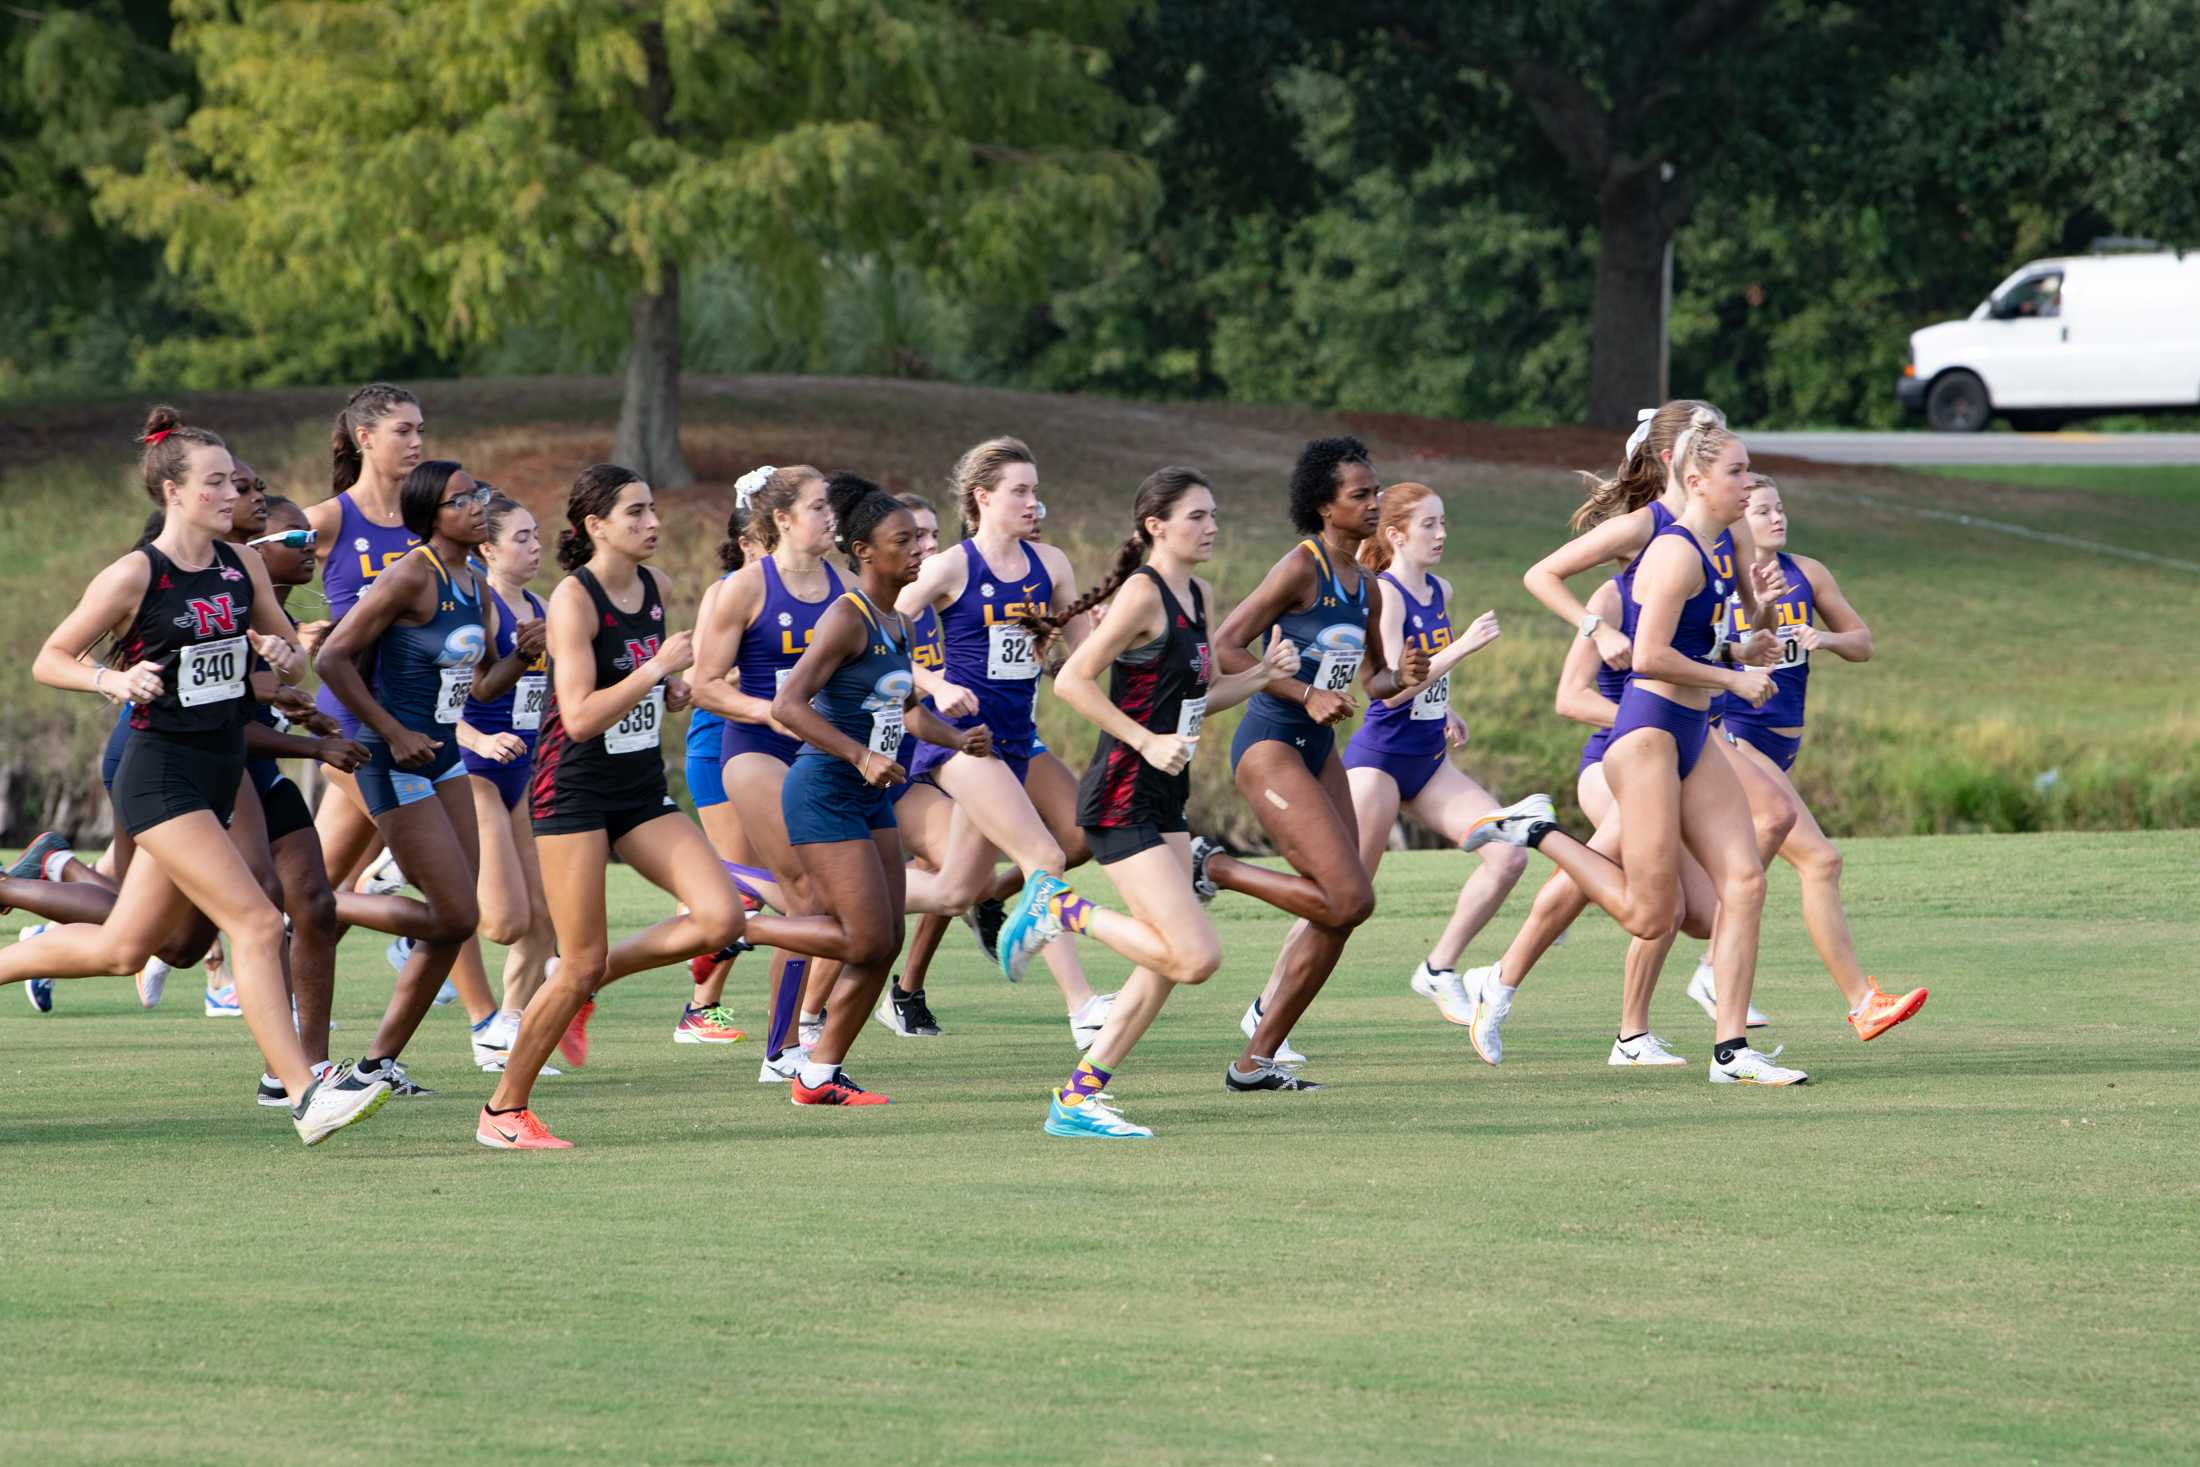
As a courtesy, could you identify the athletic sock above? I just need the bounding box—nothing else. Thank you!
[470,1012,495,1034]
[1057,1057,1112,1106]
[1050,891,1097,934]
[1714,1037,1747,1065]
[797,1058,838,1089]
[485,1103,525,1116]
[1617,1031,1647,1044]
[39,850,73,883]
[766,959,806,1056]
[799,1009,822,1026]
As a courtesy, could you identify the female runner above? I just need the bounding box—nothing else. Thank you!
[893,437,1115,1049]
[303,383,424,900]
[1045,466,1297,1137]
[0,408,389,1143]
[1463,410,1807,1085]
[1189,437,1427,1091]
[1688,477,1926,1041]
[1247,481,1517,1034]
[449,493,560,1068]
[319,462,535,1096]
[480,465,843,1147]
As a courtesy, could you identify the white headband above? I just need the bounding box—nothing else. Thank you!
[733,465,776,512]
[1623,407,1658,462]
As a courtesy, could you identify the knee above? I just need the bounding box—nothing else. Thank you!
[229,904,288,955]
[1165,938,1224,987]
[1796,842,1842,885]
[1678,900,1715,942]
[847,917,901,971]
[1326,878,1376,931]
[1754,803,1798,853]
[556,948,609,992]
[1718,866,1767,914]
[296,883,338,940]
[692,894,745,955]
[101,933,162,975]
[424,889,480,947]
[1620,884,1678,943]
[1480,844,1529,887]
[1030,840,1069,876]
[477,904,530,948]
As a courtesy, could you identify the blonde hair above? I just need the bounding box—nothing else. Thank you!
[1570,399,1726,533]
[1359,482,1437,574]
[948,436,1035,537]
[1664,405,1738,500]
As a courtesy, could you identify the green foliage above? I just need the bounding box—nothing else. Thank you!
[94,0,1157,389]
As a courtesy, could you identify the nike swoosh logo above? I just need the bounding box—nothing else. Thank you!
[486,1123,521,1143]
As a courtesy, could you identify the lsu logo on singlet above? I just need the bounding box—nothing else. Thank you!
[356,547,413,583]
[1730,596,1811,635]
[982,597,1050,624]
[1405,623,1451,658]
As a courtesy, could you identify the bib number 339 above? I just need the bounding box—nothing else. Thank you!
[605,686,665,755]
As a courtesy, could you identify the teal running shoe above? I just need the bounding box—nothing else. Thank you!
[994,869,1066,982]
[1044,1093,1154,1139]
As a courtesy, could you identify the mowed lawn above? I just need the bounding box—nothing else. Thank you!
[3,830,2194,1465]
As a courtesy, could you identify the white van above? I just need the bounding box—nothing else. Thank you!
[1898,248,2200,431]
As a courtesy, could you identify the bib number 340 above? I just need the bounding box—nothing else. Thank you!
[178,636,246,708]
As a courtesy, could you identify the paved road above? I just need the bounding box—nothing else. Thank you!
[1745,431,2200,467]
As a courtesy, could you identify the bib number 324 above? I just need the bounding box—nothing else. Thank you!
[987,622,1040,681]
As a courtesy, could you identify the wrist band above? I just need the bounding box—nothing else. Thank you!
[92,667,106,697]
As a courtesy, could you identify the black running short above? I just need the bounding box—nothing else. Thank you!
[1083,817,1187,867]
[252,764,316,843]
[533,790,680,844]
[111,728,246,837]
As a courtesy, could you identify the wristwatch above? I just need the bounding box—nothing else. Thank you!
[1577,612,1602,640]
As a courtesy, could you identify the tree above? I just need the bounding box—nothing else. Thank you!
[97,0,1155,486]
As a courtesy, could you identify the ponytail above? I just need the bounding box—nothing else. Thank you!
[1026,465,1211,643]
[1569,398,1725,534]
[330,382,419,493]
[559,463,643,571]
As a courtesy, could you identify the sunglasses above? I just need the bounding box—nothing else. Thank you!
[248,529,315,550]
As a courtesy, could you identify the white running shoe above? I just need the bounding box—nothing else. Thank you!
[470,1009,520,1070]
[204,983,242,1018]
[292,1061,392,1145]
[1237,999,1306,1065]
[1708,1045,1808,1086]
[758,1046,806,1084]
[1459,793,1556,853]
[384,935,413,976]
[1684,962,1769,1028]
[797,1014,824,1050]
[136,957,172,1009]
[1608,1032,1688,1067]
[1466,964,1512,1066]
[359,850,407,896]
[1069,991,1116,1052]
[1408,961,1473,1026]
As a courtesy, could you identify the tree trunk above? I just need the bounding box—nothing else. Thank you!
[1586,166,1673,428]
[614,264,694,489]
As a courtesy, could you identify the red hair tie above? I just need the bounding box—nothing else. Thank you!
[143,429,173,445]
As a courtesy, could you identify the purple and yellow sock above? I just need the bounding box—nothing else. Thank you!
[1057,1057,1112,1106]
[1049,890,1098,934]
[766,958,807,1058]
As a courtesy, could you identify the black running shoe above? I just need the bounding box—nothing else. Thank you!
[963,897,1006,958]
[358,1057,439,1099]
[1224,1060,1323,1093]
[255,1073,290,1109]
[896,985,942,1037]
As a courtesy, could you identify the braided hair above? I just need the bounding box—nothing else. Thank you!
[1026,466,1211,643]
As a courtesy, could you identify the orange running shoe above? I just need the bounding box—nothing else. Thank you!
[791,1070,889,1107]
[674,1004,746,1045]
[559,999,595,1067]
[687,953,723,986]
[475,1107,572,1150]
[1848,981,1928,1042]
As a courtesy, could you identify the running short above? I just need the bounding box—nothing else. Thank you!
[721,720,801,767]
[907,739,1030,787]
[533,787,679,843]
[1577,728,1611,775]
[99,709,134,792]
[782,754,898,845]
[1723,719,1802,774]
[354,738,467,818]
[111,728,245,836]
[1229,703,1334,776]
[249,762,316,843]
[1341,741,1446,802]
[686,748,728,809]
[469,757,533,812]
[1084,816,1186,867]
[1608,684,1712,781]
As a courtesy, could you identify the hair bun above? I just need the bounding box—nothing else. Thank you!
[140,405,185,442]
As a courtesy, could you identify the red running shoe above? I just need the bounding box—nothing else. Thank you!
[559,1000,595,1068]
[790,1070,888,1107]
[475,1107,572,1150]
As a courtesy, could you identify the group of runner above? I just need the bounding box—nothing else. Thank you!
[0,387,1925,1148]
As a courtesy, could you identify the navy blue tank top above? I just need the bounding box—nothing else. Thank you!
[363,547,486,737]
[797,591,914,765]
[1245,538,1367,728]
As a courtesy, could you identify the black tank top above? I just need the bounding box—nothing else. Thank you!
[118,541,258,737]
[1076,568,1211,830]
[532,565,670,810]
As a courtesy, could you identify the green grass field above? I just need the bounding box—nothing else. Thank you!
[3,377,2198,843]
[4,831,2194,1465]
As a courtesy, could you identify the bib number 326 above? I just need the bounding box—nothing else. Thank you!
[605,686,665,755]
[512,674,547,732]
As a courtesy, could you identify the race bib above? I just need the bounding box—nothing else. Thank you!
[512,674,548,732]
[1772,628,1808,670]
[1410,673,1451,721]
[604,685,665,755]
[433,667,469,725]
[1175,695,1208,741]
[867,705,906,758]
[775,666,793,694]
[178,636,246,708]
[987,622,1040,681]
[1310,650,1362,696]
